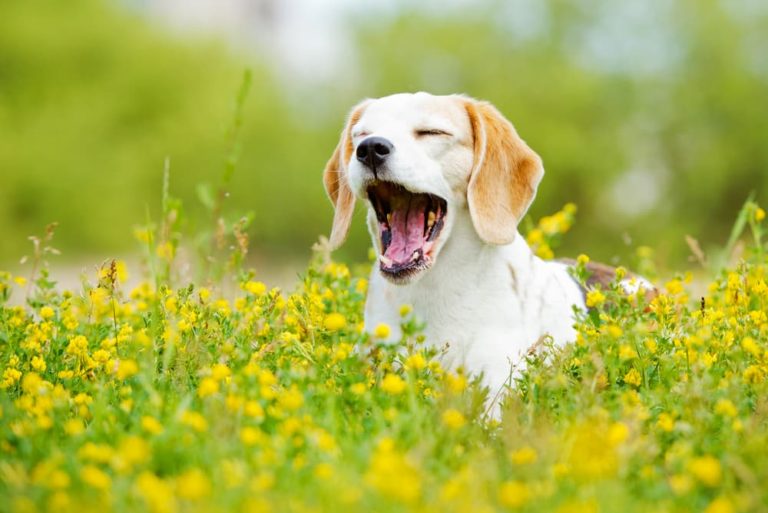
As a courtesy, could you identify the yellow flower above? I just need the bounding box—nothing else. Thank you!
[92,349,110,364]
[576,254,590,265]
[244,281,267,296]
[714,399,737,418]
[373,323,391,339]
[181,411,208,432]
[657,412,675,432]
[116,359,139,380]
[380,373,406,395]
[314,463,333,480]
[21,372,43,394]
[115,436,150,471]
[40,306,55,319]
[666,279,684,295]
[510,446,538,465]
[364,438,421,503]
[741,337,761,358]
[350,383,367,395]
[176,468,210,500]
[141,416,164,435]
[324,313,346,331]
[64,418,85,436]
[498,480,530,508]
[526,228,543,245]
[535,243,554,260]
[445,372,467,394]
[1,367,22,389]
[66,335,89,357]
[441,409,466,430]
[135,472,175,513]
[607,422,629,445]
[211,363,231,381]
[31,356,47,372]
[399,304,412,317]
[623,368,642,387]
[278,386,304,411]
[619,344,638,360]
[240,426,263,446]
[244,400,264,418]
[164,296,178,314]
[74,392,93,405]
[755,207,766,222]
[197,377,220,398]
[705,497,734,513]
[743,365,765,384]
[78,443,114,463]
[688,455,722,487]
[156,241,174,261]
[586,289,606,308]
[81,465,111,490]
[404,353,427,371]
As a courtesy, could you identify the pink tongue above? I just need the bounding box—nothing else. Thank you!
[383,201,426,264]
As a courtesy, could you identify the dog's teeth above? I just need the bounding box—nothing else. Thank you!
[380,255,393,266]
[386,213,392,224]
[427,210,436,227]
[411,250,420,262]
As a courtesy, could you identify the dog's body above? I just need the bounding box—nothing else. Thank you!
[323,92,644,404]
[365,215,584,393]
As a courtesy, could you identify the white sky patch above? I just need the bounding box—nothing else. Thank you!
[608,166,666,218]
[134,0,361,83]
[496,0,550,42]
[572,1,683,76]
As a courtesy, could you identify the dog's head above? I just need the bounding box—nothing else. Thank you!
[323,92,544,284]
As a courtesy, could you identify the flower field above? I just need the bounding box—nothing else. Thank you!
[1,201,767,513]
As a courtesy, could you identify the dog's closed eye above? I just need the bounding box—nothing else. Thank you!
[414,128,452,137]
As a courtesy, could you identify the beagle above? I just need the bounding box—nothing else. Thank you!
[323,92,648,410]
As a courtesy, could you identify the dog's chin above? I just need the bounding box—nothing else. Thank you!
[379,258,432,285]
[366,180,448,286]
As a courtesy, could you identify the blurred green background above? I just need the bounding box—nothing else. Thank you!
[1,0,767,276]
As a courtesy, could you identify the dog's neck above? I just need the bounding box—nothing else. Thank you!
[419,209,536,290]
[364,204,582,412]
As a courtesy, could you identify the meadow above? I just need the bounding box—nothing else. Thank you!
[1,186,767,512]
[3,2,768,512]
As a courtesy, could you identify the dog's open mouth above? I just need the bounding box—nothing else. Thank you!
[367,181,447,280]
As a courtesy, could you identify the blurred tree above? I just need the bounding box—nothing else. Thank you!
[0,0,289,261]
[340,0,768,265]
[1,0,766,271]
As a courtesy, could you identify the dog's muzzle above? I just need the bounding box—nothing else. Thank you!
[367,181,447,281]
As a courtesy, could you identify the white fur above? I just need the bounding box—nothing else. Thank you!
[344,93,587,411]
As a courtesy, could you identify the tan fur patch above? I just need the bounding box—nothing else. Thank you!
[463,100,544,245]
[323,102,368,249]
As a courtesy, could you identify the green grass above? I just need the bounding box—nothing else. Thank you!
[1,195,767,513]
[2,58,768,513]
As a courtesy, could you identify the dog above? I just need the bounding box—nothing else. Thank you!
[323,92,649,410]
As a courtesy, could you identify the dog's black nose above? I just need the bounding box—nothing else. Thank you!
[356,137,393,173]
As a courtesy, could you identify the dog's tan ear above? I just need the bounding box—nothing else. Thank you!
[323,101,369,249]
[464,99,544,245]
